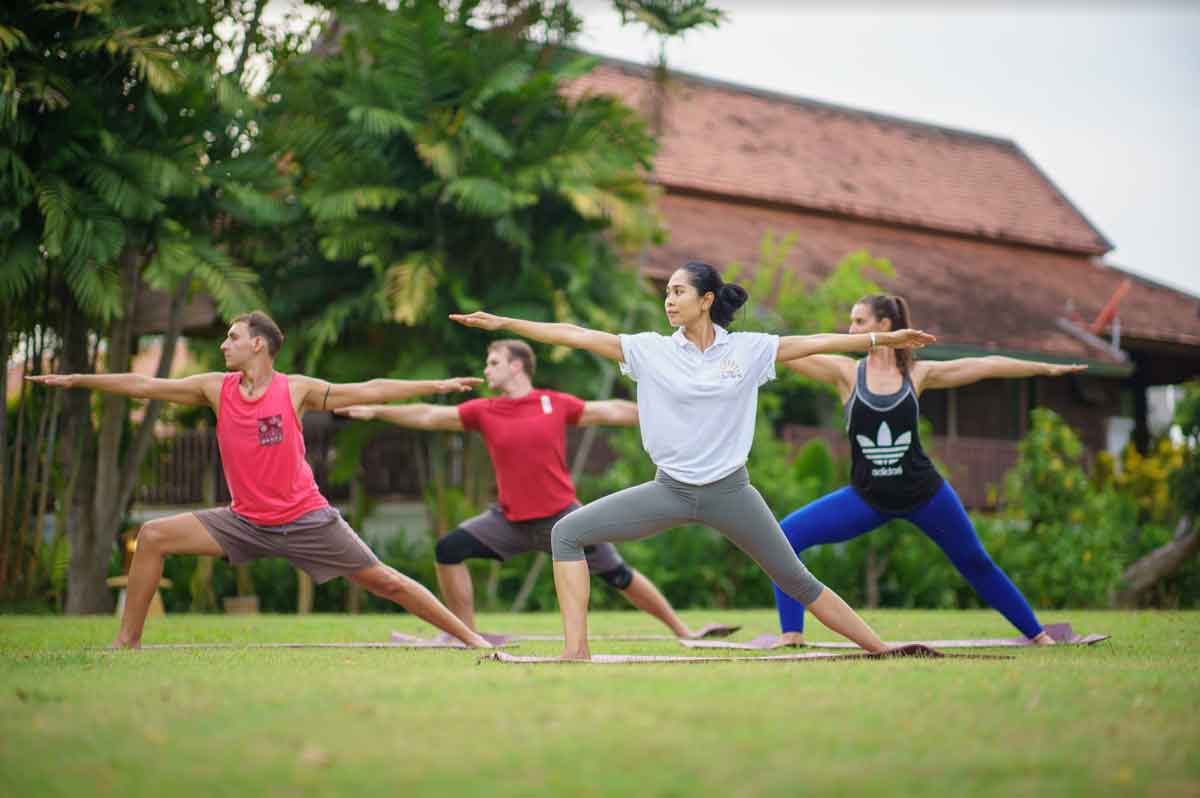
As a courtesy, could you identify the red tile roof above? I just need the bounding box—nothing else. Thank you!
[568,58,1113,256]
[645,193,1200,363]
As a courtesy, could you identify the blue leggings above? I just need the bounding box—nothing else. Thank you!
[773,482,1043,638]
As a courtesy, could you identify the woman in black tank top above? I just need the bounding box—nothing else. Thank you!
[770,294,1087,647]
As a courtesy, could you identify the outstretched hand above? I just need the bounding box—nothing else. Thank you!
[334,406,376,420]
[888,329,937,349]
[1046,363,1088,377]
[435,377,484,394]
[449,311,506,331]
[25,374,76,388]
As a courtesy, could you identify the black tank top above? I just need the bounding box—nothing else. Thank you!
[845,359,943,513]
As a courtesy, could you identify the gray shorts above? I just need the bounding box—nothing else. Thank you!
[195,506,379,584]
[552,467,826,606]
[461,502,625,575]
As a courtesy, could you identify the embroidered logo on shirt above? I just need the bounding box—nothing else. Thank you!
[540,394,553,415]
[856,421,911,476]
[718,357,743,381]
[258,415,284,446]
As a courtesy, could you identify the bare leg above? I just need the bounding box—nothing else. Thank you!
[619,569,691,637]
[350,564,490,648]
[114,513,225,649]
[434,563,476,631]
[553,560,591,659]
[806,588,887,653]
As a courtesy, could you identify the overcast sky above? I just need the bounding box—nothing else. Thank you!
[573,1,1200,297]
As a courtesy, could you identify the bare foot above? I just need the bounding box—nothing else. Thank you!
[769,632,806,649]
[108,638,140,650]
[559,648,591,661]
[465,633,494,649]
[1030,631,1056,646]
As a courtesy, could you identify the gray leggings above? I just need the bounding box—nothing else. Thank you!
[552,467,826,606]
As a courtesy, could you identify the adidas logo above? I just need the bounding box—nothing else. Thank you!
[856,421,912,466]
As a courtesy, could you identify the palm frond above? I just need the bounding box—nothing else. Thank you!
[441,177,522,217]
[470,60,531,109]
[0,25,31,56]
[83,161,164,219]
[459,113,513,160]
[0,233,43,301]
[63,256,122,321]
[303,185,405,222]
[383,252,441,326]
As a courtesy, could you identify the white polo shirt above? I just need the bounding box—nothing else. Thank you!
[619,325,780,485]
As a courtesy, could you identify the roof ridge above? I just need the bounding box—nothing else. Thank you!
[582,50,1018,148]
[575,50,1113,257]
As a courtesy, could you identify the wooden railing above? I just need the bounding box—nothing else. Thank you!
[781,425,1020,509]
[135,427,425,506]
[135,426,616,507]
[139,425,1014,510]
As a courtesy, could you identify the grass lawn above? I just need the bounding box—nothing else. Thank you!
[1,609,1196,797]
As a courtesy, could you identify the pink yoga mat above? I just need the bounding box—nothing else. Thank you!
[388,622,740,647]
[678,622,1109,650]
[137,641,507,650]
[480,643,1011,665]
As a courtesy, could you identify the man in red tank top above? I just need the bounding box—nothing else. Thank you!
[338,340,735,640]
[28,311,492,650]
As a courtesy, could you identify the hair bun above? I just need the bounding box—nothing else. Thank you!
[719,283,749,310]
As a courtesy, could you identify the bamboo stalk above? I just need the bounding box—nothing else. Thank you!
[28,387,63,594]
[3,342,32,591]
[0,303,10,578]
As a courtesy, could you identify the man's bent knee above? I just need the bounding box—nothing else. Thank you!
[136,521,171,553]
[435,528,500,565]
[597,563,634,591]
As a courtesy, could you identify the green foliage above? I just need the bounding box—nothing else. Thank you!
[1094,439,1185,525]
[612,0,726,37]
[995,408,1128,606]
[259,0,664,377]
[1170,381,1200,517]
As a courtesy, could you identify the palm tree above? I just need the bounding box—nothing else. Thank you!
[0,1,275,610]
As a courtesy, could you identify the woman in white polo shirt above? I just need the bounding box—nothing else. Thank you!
[451,262,934,659]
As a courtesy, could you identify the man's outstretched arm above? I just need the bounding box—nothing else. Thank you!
[295,376,482,413]
[26,372,222,407]
[335,404,464,431]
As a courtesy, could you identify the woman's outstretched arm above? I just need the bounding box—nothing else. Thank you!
[776,328,936,361]
[449,311,623,361]
[914,357,1087,393]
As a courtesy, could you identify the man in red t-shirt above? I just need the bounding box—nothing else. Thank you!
[339,340,729,638]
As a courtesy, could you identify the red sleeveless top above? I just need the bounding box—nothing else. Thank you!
[216,372,328,525]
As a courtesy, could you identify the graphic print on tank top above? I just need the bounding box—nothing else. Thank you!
[846,360,944,513]
[258,414,284,446]
[855,420,912,475]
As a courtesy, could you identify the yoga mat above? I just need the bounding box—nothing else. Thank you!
[479,643,1011,665]
[389,631,516,647]
[678,622,1109,650]
[138,640,513,651]
[388,622,740,646]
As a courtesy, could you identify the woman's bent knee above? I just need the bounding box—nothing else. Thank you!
[551,517,587,562]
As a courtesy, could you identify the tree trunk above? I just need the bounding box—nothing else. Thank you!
[190,460,219,612]
[0,304,9,587]
[65,517,114,614]
[864,544,891,609]
[60,288,107,613]
[1113,517,1198,608]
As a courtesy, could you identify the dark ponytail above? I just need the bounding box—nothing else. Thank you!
[859,294,915,375]
[683,261,749,328]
